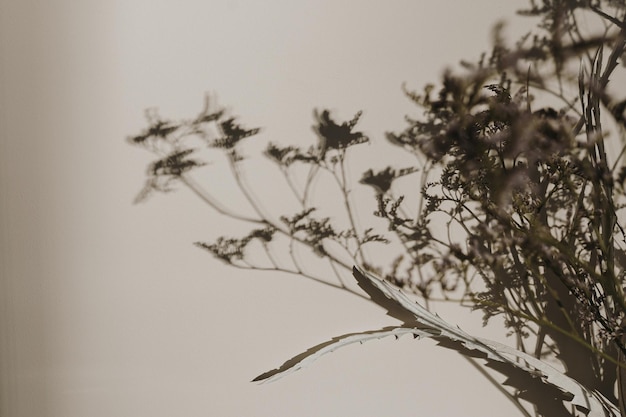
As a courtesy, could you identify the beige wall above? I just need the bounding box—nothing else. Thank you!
[0,1,529,416]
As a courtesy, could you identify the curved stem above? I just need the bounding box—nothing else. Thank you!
[338,152,366,263]
[181,175,263,224]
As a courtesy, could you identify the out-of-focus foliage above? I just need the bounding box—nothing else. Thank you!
[129,1,626,416]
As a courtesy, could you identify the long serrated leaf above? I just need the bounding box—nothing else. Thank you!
[353,267,509,362]
[476,338,617,416]
[254,267,618,415]
[253,326,436,383]
[352,266,619,417]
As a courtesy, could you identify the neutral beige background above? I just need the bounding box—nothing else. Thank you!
[0,1,531,416]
